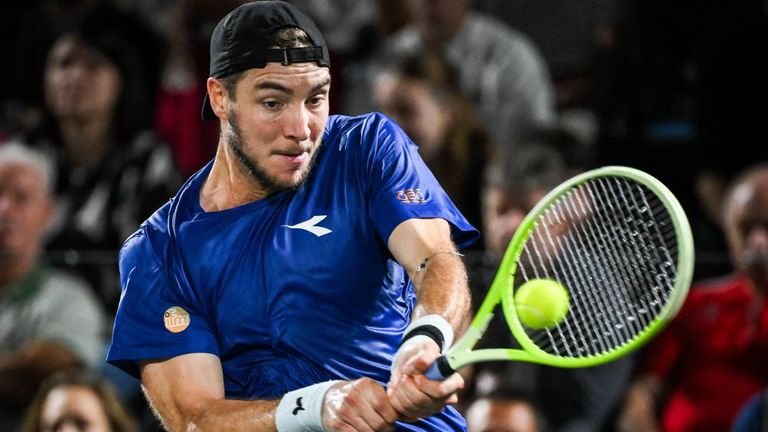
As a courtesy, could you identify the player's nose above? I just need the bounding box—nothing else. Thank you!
[283,105,311,142]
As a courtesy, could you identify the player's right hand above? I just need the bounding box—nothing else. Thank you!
[322,378,399,432]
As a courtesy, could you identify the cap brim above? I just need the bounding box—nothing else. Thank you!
[201,93,216,120]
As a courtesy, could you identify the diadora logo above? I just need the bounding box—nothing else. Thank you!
[282,215,332,237]
[396,188,427,204]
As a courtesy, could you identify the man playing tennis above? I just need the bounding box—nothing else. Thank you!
[106,1,477,431]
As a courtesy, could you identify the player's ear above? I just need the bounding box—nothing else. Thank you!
[207,77,229,120]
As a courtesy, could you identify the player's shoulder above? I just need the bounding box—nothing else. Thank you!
[120,161,210,263]
[120,201,172,268]
[325,112,413,155]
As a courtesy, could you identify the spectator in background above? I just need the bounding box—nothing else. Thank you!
[0,142,107,430]
[0,0,102,138]
[618,164,768,432]
[21,6,181,310]
[465,388,541,432]
[465,136,632,432]
[479,127,591,263]
[379,0,556,150]
[374,53,490,229]
[731,388,767,432]
[473,0,618,112]
[155,0,246,176]
[19,369,137,432]
[690,0,768,282]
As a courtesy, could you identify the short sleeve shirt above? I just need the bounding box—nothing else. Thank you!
[107,113,479,431]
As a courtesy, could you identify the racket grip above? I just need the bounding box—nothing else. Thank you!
[424,355,455,381]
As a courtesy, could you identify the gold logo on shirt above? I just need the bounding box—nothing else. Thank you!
[164,306,190,333]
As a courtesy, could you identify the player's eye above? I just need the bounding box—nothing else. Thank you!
[307,94,326,107]
[263,100,282,110]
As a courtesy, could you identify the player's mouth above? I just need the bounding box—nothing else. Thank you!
[274,149,310,166]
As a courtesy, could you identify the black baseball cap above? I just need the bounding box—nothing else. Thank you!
[201,1,331,120]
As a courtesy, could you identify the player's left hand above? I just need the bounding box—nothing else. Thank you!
[386,338,464,420]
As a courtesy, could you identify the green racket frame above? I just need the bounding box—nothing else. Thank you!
[441,166,694,372]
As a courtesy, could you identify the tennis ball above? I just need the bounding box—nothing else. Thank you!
[514,279,570,330]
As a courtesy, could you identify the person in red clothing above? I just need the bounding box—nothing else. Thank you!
[617,163,768,432]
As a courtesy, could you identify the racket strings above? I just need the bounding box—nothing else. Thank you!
[513,177,679,358]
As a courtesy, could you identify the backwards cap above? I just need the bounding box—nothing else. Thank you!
[202,1,330,120]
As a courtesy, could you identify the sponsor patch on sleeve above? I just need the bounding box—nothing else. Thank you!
[396,188,427,204]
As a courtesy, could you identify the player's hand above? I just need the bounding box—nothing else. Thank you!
[387,338,464,420]
[322,378,399,432]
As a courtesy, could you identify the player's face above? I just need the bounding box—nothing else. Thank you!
[222,63,330,194]
[44,35,122,121]
[40,385,112,432]
[0,163,53,264]
[724,176,768,289]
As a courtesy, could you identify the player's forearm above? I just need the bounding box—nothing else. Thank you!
[151,396,280,432]
[142,355,281,432]
[412,251,471,333]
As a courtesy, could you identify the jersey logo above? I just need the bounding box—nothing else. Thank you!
[163,306,190,333]
[396,188,427,204]
[292,397,305,415]
[282,215,332,237]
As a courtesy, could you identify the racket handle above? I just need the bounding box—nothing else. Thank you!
[424,355,456,381]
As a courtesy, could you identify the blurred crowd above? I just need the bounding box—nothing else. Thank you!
[1,0,767,431]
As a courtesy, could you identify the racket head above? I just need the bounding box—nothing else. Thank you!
[494,166,694,367]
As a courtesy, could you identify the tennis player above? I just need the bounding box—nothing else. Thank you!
[106,1,478,431]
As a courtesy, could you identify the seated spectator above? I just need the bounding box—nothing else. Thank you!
[380,0,556,149]
[618,163,768,432]
[19,369,137,432]
[154,0,244,176]
[374,53,490,229]
[22,6,181,309]
[0,142,107,430]
[465,387,541,432]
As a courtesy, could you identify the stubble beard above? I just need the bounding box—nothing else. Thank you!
[225,112,319,195]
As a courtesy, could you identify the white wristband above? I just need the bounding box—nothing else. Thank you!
[402,314,454,353]
[275,380,342,432]
[391,334,435,374]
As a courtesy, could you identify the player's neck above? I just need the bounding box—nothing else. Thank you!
[199,145,269,212]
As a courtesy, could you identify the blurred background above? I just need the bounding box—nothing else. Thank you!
[1,0,766,431]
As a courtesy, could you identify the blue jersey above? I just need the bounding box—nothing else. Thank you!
[107,113,478,431]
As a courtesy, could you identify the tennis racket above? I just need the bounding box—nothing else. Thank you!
[425,166,694,379]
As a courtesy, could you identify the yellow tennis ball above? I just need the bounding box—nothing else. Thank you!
[514,279,570,330]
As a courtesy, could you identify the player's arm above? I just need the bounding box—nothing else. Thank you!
[141,353,399,432]
[389,218,470,330]
[385,217,469,419]
[141,353,278,431]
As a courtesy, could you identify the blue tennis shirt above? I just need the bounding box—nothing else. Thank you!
[107,113,478,430]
